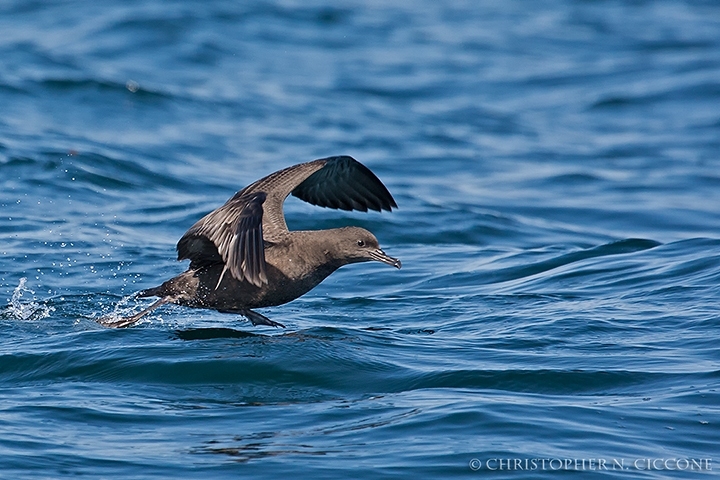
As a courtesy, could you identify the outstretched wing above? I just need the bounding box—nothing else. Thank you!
[239,155,397,239]
[291,156,397,212]
[177,192,268,288]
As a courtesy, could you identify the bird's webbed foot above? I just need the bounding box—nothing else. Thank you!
[98,297,171,328]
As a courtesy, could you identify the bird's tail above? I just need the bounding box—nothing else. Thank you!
[137,286,163,298]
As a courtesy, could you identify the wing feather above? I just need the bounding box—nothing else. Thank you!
[291,156,397,212]
[177,192,267,287]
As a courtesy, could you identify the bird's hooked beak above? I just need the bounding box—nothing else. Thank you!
[369,248,402,269]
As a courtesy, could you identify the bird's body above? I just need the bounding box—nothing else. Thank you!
[144,227,381,310]
[100,156,400,328]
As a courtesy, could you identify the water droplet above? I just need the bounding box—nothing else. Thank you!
[126,80,140,93]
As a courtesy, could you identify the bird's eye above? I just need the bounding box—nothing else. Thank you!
[357,239,365,247]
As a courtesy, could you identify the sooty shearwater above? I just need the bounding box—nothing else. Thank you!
[99,156,401,329]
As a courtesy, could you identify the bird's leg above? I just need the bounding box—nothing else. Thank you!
[240,309,285,328]
[98,297,171,328]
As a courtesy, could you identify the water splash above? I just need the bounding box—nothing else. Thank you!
[5,277,55,321]
[98,293,141,324]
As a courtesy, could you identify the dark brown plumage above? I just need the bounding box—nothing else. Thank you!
[99,156,400,329]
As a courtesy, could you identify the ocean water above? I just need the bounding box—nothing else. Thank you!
[1,0,719,478]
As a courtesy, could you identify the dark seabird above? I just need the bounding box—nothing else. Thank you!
[99,156,400,328]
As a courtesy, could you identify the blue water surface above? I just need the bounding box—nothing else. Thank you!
[1,1,719,478]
